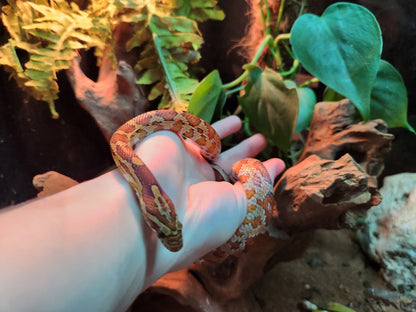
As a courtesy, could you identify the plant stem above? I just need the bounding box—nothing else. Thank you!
[299,0,307,17]
[259,0,272,36]
[225,85,245,96]
[275,0,287,35]
[280,59,300,77]
[251,34,273,65]
[273,33,291,46]
[298,77,319,88]
[221,71,249,91]
[222,35,272,90]
[259,1,267,33]
[48,100,59,119]
[273,33,290,72]
[282,40,296,60]
[243,116,254,137]
[264,0,272,36]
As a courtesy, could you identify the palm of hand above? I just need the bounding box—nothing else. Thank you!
[135,116,285,271]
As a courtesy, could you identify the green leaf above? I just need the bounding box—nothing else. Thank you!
[326,302,356,312]
[184,0,226,21]
[323,87,346,102]
[190,0,221,8]
[165,62,189,79]
[370,60,415,133]
[27,2,71,23]
[213,89,227,122]
[188,70,223,123]
[137,68,163,85]
[189,7,225,21]
[158,33,203,49]
[135,56,157,71]
[26,30,60,42]
[290,2,382,120]
[174,77,199,94]
[25,69,52,80]
[284,80,316,133]
[159,16,198,34]
[148,81,165,101]
[0,41,24,73]
[238,66,298,152]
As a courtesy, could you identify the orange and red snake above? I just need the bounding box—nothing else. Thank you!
[110,110,276,257]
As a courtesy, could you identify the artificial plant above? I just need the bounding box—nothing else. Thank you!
[0,0,224,118]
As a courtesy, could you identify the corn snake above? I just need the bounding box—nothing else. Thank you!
[110,110,277,257]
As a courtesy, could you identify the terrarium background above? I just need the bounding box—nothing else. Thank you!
[1,0,415,208]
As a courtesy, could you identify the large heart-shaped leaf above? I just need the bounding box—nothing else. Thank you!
[290,2,382,120]
[370,60,415,133]
[239,66,298,152]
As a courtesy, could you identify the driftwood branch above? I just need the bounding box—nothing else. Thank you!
[33,171,79,198]
[271,153,381,234]
[298,99,394,187]
[65,23,149,142]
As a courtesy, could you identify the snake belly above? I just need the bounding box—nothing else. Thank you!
[110,110,221,252]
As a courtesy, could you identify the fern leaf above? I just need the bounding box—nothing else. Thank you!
[0,0,225,116]
[180,0,225,21]
[148,81,165,101]
[131,0,224,111]
[0,0,112,117]
[137,67,163,85]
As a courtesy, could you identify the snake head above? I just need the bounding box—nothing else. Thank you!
[144,205,183,252]
[158,229,183,252]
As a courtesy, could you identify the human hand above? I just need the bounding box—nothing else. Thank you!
[134,115,285,283]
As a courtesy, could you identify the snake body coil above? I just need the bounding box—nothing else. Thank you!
[110,110,276,257]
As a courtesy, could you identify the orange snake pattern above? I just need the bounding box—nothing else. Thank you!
[110,110,276,257]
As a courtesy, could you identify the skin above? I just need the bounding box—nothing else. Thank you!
[0,115,285,312]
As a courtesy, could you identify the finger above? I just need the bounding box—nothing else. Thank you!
[262,158,286,180]
[211,115,242,139]
[215,133,268,173]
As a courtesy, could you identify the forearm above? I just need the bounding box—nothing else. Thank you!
[0,124,270,311]
[0,171,150,312]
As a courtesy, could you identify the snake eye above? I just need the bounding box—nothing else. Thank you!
[158,232,167,239]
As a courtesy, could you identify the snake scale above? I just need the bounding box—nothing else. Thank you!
[110,110,277,258]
